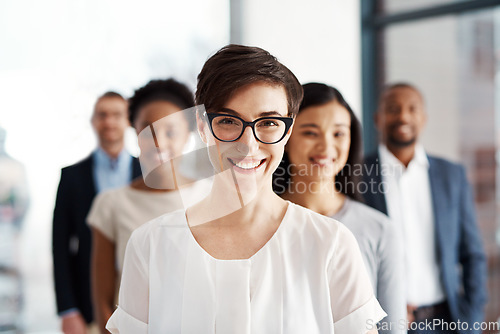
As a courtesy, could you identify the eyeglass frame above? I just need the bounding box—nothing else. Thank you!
[204,112,294,144]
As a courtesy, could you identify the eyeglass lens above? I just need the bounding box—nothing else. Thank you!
[211,115,287,143]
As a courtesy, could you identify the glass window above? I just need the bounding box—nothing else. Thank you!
[379,0,469,15]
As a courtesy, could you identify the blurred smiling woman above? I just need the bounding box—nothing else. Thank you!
[106,46,385,334]
[275,83,406,334]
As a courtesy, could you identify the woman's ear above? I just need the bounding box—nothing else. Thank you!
[196,111,208,144]
[283,122,294,148]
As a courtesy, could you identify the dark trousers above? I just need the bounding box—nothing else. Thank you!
[409,302,457,334]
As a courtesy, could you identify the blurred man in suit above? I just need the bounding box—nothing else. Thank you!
[53,92,141,334]
[363,83,487,334]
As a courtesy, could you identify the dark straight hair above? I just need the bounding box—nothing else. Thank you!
[273,82,364,202]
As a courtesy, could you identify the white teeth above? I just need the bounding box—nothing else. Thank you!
[314,158,332,165]
[397,125,411,132]
[233,160,261,169]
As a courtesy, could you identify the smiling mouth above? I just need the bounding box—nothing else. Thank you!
[228,158,266,170]
[310,157,335,167]
[392,124,413,133]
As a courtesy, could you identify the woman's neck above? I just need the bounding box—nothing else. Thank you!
[282,175,345,217]
[130,173,192,193]
[188,178,287,229]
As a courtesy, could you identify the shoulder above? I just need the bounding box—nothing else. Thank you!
[342,199,391,230]
[57,156,93,192]
[427,155,464,174]
[129,209,187,242]
[61,155,93,177]
[288,202,343,232]
[427,155,469,188]
[348,200,400,249]
[126,209,187,263]
[286,203,356,252]
[92,186,128,206]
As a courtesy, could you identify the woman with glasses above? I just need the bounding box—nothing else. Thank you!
[274,83,406,334]
[106,45,385,334]
[88,79,209,333]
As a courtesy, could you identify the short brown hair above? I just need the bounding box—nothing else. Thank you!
[99,91,125,100]
[94,91,126,114]
[195,44,303,116]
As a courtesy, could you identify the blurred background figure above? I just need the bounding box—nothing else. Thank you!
[52,93,141,334]
[88,79,210,333]
[363,83,487,334]
[0,126,29,333]
[274,83,406,334]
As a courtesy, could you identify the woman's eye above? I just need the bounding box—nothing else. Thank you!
[302,131,318,137]
[259,120,279,127]
[217,117,237,125]
[334,131,346,138]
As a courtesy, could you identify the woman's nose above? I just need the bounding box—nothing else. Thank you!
[317,135,336,156]
[237,126,260,154]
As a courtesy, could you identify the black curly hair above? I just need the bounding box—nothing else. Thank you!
[128,78,195,130]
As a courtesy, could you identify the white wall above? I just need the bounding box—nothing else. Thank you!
[237,0,362,117]
[384,17,461,161]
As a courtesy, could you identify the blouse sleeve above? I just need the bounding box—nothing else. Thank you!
[376,221,407,334]
[328,224,387,334]
[87,191,115,241]
[106,231,149,333]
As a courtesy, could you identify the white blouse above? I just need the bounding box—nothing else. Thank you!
[107,202,386,334]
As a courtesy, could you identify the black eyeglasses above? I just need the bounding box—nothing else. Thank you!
[205,112,294,144]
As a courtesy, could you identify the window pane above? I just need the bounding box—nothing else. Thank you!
[379,0,469,15]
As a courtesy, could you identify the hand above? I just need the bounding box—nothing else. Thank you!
[407,304,417,326]
[61,312,87,334]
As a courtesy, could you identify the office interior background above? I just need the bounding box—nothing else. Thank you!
[0,0,499,332]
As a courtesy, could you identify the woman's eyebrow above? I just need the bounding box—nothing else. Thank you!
[299,123,319,128]
[259,111,282,117]
[218,108,240,116]
[219,108,283,118]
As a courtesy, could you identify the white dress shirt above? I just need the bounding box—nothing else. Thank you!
[379,144,445,306]
[93,148,132,193]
